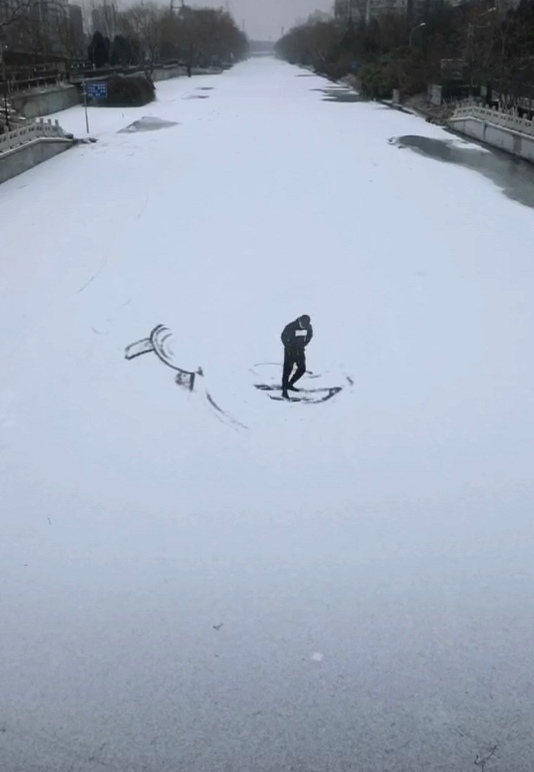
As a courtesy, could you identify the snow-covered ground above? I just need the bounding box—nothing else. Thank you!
[1,58,534,772]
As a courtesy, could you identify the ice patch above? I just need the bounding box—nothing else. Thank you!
[119,116,178,133]
[389,134,534,208]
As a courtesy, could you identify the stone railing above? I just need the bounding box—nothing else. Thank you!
[450,104,534,137]
[0,119,66,154]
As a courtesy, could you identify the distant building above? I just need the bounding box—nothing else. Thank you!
[30,0,69,55]
[33,0,68,30]
[68,4,85,56]
[334,0,420,22]
[334,0,367,22]
[1,0,77,58]
[369,0,408,17]
[91,2,118,38]
[307,10,333,22]
[295,9,333,26]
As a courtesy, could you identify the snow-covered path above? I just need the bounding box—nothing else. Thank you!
[1,58,534,772]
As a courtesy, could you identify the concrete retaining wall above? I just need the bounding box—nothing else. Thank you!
[152,65,222,80]
[10,85,80,118]
[448,115,534,163]
[0,137,73,184]
[152,65,187,81]
[8,66,222,119]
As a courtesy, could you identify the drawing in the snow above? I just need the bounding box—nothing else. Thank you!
[125,324,203,391]
[2,58,534,772]
[125,320,350,410]
[252,363,350,404]
[125,324,249,428]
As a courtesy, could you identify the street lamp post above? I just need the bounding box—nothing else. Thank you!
[409,22,426,48]
[468,7,496,42]
[0,40,10,132]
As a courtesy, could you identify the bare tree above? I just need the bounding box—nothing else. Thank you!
[54,8,79,59]
[334,0,368,24]
[119,2,162,65]
[1,0,64,75]
[90,0,118,41]
[1,0,41,33]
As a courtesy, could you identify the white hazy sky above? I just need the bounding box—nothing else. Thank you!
[197,0,333,40]
[107,0,332,42]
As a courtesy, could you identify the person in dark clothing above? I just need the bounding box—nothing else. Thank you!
[281,315,313,398]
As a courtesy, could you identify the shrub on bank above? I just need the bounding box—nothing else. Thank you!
[358,60,396,100]
[357,52,428,99]
[104,74,155,106]
[316,56,354,81]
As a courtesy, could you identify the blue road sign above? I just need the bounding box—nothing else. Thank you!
[85,82,108,99]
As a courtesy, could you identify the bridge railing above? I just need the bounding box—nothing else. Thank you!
[0,119,66,154]
[450,104,534,137]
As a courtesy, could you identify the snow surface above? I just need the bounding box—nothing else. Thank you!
[1,58,534,772]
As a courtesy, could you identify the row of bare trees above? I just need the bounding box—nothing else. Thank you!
[276,0,534,107]
[1,0,81,63]
[1,0,248,71]
[98,4,248,68]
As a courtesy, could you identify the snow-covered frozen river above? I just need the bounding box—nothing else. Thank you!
[1,58,534,772]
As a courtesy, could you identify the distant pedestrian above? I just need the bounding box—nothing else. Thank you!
[281,315,313,399]
[187,64,192,78]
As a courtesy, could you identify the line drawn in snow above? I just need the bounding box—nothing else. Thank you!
[125,325,248,429]
[136,192,150,221]
[250,363,352,405]
[257,384,342,403]
[76,268,100,294]
[125,324,202,391]
[205,390,248,430]
[76,255,110,294]
[474,745,498,771]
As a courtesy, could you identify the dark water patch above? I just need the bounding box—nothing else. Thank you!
[310,87,363,103]
[323,92,363,103]
[392,135,534,209]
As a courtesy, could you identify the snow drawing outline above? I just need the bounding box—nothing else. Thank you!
[124,324,247,429]
[125,324,203,392]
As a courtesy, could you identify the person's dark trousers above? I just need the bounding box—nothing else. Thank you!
[282,347,306,391]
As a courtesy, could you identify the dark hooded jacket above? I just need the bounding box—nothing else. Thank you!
[281,318,313,349]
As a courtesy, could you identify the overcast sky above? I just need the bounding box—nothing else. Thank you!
[202,0,333,40]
